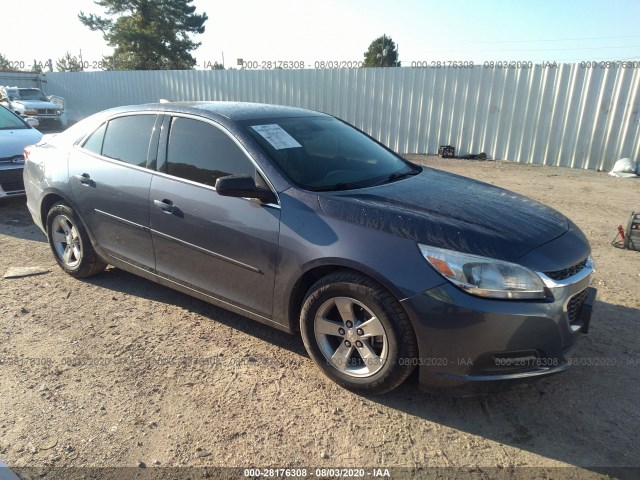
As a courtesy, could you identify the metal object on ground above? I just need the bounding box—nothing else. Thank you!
[624,211,640,251]
[612,211,640,251]
[438,145,455,158]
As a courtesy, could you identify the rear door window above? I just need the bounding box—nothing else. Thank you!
[102,115,157,168]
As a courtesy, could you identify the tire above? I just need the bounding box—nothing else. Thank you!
[300,270,418,394]
[46,202,106,278]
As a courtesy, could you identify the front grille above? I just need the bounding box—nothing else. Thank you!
[0,155,25,165]
[37,108,57,115]
[545,258,587,280]
[567,289,589,323]
[0,168,25,193]
[0,181,25,193]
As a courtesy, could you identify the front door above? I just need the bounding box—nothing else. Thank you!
[150,116,280,317]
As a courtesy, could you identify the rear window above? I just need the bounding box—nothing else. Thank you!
[82,123,107,154]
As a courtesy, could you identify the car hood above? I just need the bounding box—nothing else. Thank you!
[0,129,43,158]
[13,100,59,110]
[318,168,570,262]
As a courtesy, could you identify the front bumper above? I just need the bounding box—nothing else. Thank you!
[19,111,67,128]
[401,262,596,390]
[32,113,67,128]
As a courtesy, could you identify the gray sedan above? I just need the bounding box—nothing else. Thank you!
[23,102,596,393]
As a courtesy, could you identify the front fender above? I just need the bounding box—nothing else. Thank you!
[272,189,447,330]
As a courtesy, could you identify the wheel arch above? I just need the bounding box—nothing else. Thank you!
[40,191,72,228]
[40,190,98,247]
[285,259,411,333]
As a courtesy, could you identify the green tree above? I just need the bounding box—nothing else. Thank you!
[31,61,44,74]
[31,59,54,73]
[56,52,85,72]
[209,61,224,70]
[79,0,208,70]
[0,52,10,70]
[363,35,400,67]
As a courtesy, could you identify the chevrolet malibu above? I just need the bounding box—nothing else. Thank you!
[24,102,596,394]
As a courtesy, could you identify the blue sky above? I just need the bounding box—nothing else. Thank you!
[3,0,640,70]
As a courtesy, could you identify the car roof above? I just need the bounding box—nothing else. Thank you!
[104,101,330,122]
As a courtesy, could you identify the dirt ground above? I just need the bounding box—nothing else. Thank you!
[0,156,639,480]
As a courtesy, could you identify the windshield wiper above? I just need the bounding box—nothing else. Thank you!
[311,182,361,192]
[376,168,420,186]
[311,168,421,192]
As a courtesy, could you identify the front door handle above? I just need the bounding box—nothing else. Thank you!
[73,173,95,187]
[153,199,177,214]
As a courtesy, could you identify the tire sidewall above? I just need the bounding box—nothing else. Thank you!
[46,203,88,275]
[300,280,406,391]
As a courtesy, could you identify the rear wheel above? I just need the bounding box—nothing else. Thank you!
[300,271,418,394]
[46,202,106,278]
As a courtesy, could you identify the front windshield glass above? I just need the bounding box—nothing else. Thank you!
[243,116,420,191]
[0,107,27,130]
[18,89,47,101]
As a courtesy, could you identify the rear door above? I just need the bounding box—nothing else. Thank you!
[149,115,281,318]
[69,114,161,272]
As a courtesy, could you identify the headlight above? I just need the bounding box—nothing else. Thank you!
[55,110,61,115]
[419,244,546,299]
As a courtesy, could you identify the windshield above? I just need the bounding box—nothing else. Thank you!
[5,89,20,101]
[243,116,420,191]
[17,89,48,101]
[0,106,27,130]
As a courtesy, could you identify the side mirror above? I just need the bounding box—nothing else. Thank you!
[215,174,276,203]
[24,117,39,128]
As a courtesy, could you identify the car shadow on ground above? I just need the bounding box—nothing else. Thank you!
[371,300,640,479]
[81,266,309,358]
[80,263,640,477]
[0,197,46,243]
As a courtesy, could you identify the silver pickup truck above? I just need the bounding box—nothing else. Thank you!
[0,86,67,129]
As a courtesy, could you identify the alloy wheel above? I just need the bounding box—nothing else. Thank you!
[314,296,389,377]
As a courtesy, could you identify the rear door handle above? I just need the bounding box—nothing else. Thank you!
[73,173,95,187]
[153,199,177,214]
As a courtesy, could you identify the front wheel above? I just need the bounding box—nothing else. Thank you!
[300,271,418,394]
[46,202,106,278]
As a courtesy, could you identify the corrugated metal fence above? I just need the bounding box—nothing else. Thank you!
[44,66,640,171]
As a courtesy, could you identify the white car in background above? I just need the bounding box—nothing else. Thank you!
[0,86,67,130]
[0,105,42,198]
